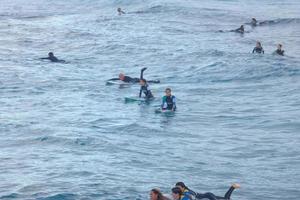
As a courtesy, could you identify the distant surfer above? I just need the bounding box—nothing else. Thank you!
[161,88,176,111]
[273,44,284,56]
[117,8,125,15]
[150,188,170,200]
[252,41,264,54]
[232,25,244,34]
[251,18,257,27]
[107,68,160,84]
[40,52,65,63]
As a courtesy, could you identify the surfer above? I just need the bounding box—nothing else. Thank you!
[40,52,65,63]
[175,182,240,200]
[139,78,153,99]
[274,44,284,56]
[233,25,244,34]
[252,41,264,54]
[117,8,125,15]
[161,88,176,111]
[251,18,257,26]
[107,68,160,84]
[171,187,191,200]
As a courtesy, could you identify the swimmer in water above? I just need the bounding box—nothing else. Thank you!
[252,41,264,54]
[251,18,257,26]
[40,52,65,63]
[234,25,244,34]
[161,88,176,111]
[273,44,284,56]
[117,8,125,15]
[150,188,170,200]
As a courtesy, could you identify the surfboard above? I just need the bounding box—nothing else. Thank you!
[124,97,155,103]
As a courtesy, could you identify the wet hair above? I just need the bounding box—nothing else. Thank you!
[165,88,171,92]
[252,18,257,22]
[151,188,168,200]
[278,44,282,48]
[256,41,262,47]
[175,182,196,195]
[48,52,54,56]
[172,187,182,195]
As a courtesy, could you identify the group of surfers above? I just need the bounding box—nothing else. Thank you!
[150,182,240,200]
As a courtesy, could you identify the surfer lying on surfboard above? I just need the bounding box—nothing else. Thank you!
[107,67,160,84]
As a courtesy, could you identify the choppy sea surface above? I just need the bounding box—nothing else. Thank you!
[0,0,300,199]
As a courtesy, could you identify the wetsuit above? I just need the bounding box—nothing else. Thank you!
[252,47,264,54]
[107,68,160,83]
[195,186,236,200]
[234,27,244,34]
[41,56,65,63]
[275,49,284,56]
[139,83,153,99]
[161,95,176,111]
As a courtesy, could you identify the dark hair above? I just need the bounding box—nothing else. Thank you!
[165,88,171,92]
[278,44,282,48]
[151,189,168,200]
[175,182,196,196]
[172,187,182,195]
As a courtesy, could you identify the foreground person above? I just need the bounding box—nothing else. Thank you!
[175,182,241,200]
[252,41,264,54]
[150,188,170,200]
[161,88,176,111]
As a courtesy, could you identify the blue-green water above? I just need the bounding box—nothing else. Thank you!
[0,0,300,199]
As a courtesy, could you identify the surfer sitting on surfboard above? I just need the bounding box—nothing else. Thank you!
[139,78,153,99]
[161,88,176,111]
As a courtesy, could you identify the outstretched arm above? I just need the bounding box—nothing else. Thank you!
[140,67,147,79]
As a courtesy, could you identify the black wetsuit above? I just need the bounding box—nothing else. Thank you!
[195,186,236,200]
[275,49,284,56]
[139,83,153,99]
[234,27,244,34]
[252,47,264,54]
[41,56,65,63]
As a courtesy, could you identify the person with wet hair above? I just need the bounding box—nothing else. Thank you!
[139,78,153,99]
[150,188,170,200]
[40,52,65,63]
[161,88,176,111]
[117,8,125,15]
[175,182,240,200]
[252,41,264,54]
[171,187,191,200]
[274,44,284,56]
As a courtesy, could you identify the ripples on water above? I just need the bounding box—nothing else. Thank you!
[0,0,300,199]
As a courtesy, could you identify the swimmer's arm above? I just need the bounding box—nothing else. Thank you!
[140,67,147,79]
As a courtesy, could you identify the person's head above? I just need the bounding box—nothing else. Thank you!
[48,52,54,57]
[117,8,122,12]
[175,182,186,192]
[150,188,164,200]
[256,41,262,48]
[140,78,147,86]
[165,88,172,97]
[277,44,282,49]
[241,25,244,30]
[119,73,125,81]
[171,187,182,200]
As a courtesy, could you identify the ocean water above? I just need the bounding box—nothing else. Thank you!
[0,0,300,199]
